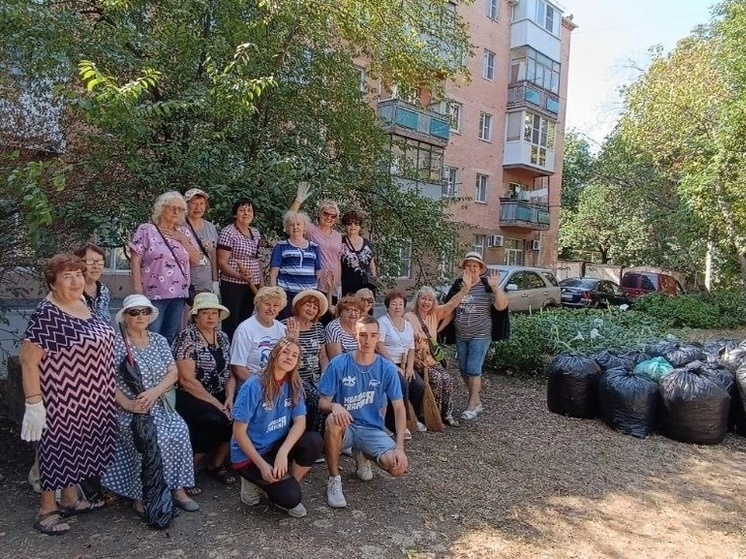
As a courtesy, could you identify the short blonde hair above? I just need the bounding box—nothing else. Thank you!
[412,286,439,313]
[283,210,310,231]
[152,191,187,224]
[318,199,340,218]
[254,286,288,309]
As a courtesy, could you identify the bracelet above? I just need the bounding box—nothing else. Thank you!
[25,394,42,400]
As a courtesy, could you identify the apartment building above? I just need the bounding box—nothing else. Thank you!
[374,0,575,283]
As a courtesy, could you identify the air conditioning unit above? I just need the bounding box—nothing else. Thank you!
[488,234,504,248]
[531,240,541,251]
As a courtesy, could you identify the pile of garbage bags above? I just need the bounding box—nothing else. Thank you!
[546,339,746,444]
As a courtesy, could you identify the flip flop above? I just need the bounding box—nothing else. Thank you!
[58,497,105,518]
[33,510,70,536]
[207,466,237,486]
[184,486,203,496]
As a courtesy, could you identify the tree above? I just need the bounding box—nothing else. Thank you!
[560,131,595,212]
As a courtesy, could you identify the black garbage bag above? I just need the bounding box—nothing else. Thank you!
[703,339,741,364]
[661,343,705,368]
[118,325,175,529]
[700,362,744,434]
[593,350,635,372]
[598,367,658,438]
[717,342,746,372]
[647,340,678,358]
[658,361,730,445]
[547,353,601,418]
[617,350,651,367]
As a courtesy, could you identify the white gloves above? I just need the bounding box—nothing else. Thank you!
[296,182,312,204]
[212,281,221,297]
[21,400,46,442]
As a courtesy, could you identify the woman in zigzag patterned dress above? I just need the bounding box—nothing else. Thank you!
[20,253,117,535]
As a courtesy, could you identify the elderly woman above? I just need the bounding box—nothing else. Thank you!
[355,287,375,316]
[405,283,471,427]
[269,211,322,320]
[232,337,323,518]
[172,292,236,488]
[103,294,198,514]
[440,252,509,420]
[184,188,219,296]
[290,183,343,298]
[282,290,329,434]
[216,197,262,340]
[340,209,377,296]
[325,295,365,359]
[230,286,287,383]
[74,243,111,324]
[130,191,201,344]
[20,253,117,535]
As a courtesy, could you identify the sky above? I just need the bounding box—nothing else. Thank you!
[561,0,716,149]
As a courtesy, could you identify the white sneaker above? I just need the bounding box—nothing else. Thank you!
[355,451,374,482]
[326,476,348,508]
[475,404,484,415]
[240,478,262,506]
[404,428,412,440]
[416,421,427,432]
[284,502,307,518]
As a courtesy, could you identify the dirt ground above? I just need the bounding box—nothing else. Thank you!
[2,357,746,559]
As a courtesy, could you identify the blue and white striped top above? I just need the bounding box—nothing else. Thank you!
[270,239,321,293]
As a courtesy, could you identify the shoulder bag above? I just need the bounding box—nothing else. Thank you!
[155,225,196,305]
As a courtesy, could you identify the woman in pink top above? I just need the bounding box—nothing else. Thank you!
[290,183,342,307]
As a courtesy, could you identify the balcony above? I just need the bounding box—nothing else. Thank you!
[499,198,551,230]
[377,98,450,148]
[507,81,560,118]
[509,18,561,60]
[503,140,555,175]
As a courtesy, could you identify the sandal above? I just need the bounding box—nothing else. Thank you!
[33,510,70,536]
[207,466,237,486]
[132,502,145,519]
[184,486,203,496]
[58,497,105,518]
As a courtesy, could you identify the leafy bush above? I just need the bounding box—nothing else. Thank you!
[486,308,667,377]
[633,291,746,329]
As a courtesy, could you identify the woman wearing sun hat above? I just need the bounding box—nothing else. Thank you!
[103,294,198,516]
[172,292,236,488]
[441,252,509,421]
[282,289,329,435]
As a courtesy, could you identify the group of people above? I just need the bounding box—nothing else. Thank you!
[18,186,509,536]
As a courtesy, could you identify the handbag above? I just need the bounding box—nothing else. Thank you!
[155,225,196,305]
[415,312,447,367]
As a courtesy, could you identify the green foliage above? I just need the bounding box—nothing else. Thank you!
[486,308,667,377]
[560,131,595,212]
[632,291,746,329]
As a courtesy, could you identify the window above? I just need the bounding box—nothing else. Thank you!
[449,101,462,132]
[535,0,558,35]
[487,0,499,20]
[483,50,496,81]
[356,66,368,94]
[524,112,556,166]
[390,137,445,183]
[472,235,486,256]
[478,112,492,141]
[510,46,561,93]
[443,166,459,198]
[475,173,488,202]
[504,238,524,265]
[397,242,412,278]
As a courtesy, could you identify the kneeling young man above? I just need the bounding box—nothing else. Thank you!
[318,315,409,508]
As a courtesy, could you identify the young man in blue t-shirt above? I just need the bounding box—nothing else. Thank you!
[318,315,409,508]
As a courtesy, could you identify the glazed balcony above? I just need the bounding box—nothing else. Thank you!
[507,81,561,118]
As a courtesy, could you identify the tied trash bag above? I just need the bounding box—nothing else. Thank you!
[661,343,705,368]
[118,325,175,529]
[598,367,658,438]
[617,350,651,367]
[547,353,601,418]
[703,339,741,364]
[717,342,746,372]
[592,350,635,372]
[633,357,674,383]
[658,361,730,445]
[700,362,745,434]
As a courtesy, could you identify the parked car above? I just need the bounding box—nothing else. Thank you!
[620,271,684,299]
[559,277,632,309]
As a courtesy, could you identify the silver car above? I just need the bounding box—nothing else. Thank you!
[486,265,561,312]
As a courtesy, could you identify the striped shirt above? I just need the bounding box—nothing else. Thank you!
[325,319,358,354]
[454,282,494,340]
[270,240,321,293]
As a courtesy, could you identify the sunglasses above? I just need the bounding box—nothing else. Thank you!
[125,307,154,317]
[344,220,362,226]
[321,210,338,219]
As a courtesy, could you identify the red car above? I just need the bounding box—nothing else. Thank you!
[620,271,684,299]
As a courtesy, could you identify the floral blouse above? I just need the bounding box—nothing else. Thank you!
[172,323,231,396]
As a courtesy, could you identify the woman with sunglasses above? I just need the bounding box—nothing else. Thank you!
[103,294,198,516]
[74,243,111,324]
[340,209,377,296]
[232,337,323,518]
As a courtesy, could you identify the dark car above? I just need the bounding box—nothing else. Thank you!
[560,277,632,309]
[620,271,684,299]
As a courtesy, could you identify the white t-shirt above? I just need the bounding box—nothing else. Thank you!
[378,315,415,366]
[230,315,286,374]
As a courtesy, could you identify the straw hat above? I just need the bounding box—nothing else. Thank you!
[116,294,159,324]
[190,292,230,321]
[184,188,209,201]
[292,289,329,318]
[457,251,487,275]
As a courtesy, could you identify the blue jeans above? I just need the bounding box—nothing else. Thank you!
[456,338,491,377]
[149,298,186,345]
[342,423,396,462]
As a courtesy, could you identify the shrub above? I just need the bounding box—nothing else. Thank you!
[633,291,746,329]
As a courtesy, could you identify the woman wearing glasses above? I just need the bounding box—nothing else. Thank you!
[74,243,111,324]
[129,191,201,344]
[340,209,377,296]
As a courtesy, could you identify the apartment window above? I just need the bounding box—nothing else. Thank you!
[524,112,556,166]
[535,0,558,35]
[356,66,367,94]
[483,50,496,81]
[472,235,486,257]
[487,0,499,20]
[478,112,492,141]
[504,238,524,266]
[475,173,488,203]
[510,46,561,93]
[449,101,462,132]
[443,166,459,198]
[397,241,413,278]
[390,137,445,183]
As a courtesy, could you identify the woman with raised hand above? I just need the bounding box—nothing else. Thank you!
[340,209,377,296]
[129,191,201,345]
[231,337,323,518]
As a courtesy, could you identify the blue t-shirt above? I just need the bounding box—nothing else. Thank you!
[317,353,402,431]
[231,374,306,463]
[270,240,321,293]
